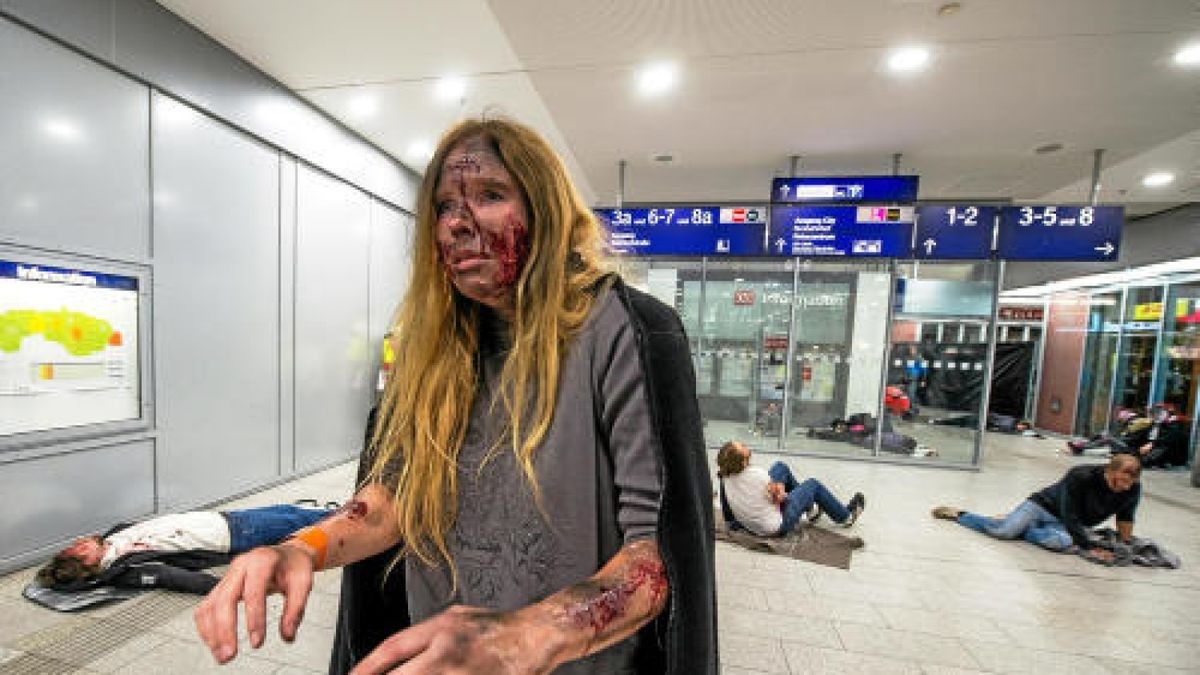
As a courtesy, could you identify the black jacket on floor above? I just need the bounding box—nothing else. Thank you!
[54,523,230,595]
[328,277,718,674]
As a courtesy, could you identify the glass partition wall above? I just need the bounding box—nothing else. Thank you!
[619,257,998,468]
[1064,272,1200,467]
[887,261,1000,465]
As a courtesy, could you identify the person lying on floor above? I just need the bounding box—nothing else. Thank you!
[931,412,1031,433]
[35,504,332,594]
[1067,406,1189,468]
[717,440,865,537]
[1066,408,1143,455]
[932,454,1141,561]
[807,416,926,456]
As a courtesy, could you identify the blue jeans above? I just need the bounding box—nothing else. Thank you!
[957,499,1073,551]
[768,461,852,534]
[223,505,331,554]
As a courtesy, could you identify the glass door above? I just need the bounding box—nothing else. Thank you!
[1154,280,1200,466]
[1075,290,1122,436]
[786,272,859,455]
[696,261,795,449]
[1114,285,1165,421]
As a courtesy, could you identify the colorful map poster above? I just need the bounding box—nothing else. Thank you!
[0,259,141,436]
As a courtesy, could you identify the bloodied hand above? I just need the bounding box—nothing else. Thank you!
[434,136,530,314]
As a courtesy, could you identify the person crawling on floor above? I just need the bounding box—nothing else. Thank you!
[931,454,1142,561]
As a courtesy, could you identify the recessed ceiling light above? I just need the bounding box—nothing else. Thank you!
[348,95,378,119]
[435,76,467,102]
[637,62,678,96]
[1142,171,1175,188]
[887,46,931,73]
[42,117,81,142]
[1173,43,1200,67]
[406,139,434,163]
[1034,142,1064,155]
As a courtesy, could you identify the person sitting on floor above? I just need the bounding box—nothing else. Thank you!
[716,440,865,537]
[1123,404,1191,468]
[932,454,1142,561]
[36,504,333,594]
[1067,405,1189,468]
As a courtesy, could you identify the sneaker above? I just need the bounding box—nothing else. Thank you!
[843,492,865,527]
[931,505,962,520]
[806,503,823,524]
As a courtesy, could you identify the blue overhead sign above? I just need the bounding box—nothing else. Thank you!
[596,206,767,256]
[996,205,1123,261]
[913,205,997,259]
[772,175,919,204]
[768,205,914,257]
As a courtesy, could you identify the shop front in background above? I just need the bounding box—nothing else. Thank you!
[1070,274,1200,466]
[620,258,1002,468]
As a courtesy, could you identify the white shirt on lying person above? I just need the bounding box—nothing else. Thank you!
[100,512,230,569]
[722,466,782,536]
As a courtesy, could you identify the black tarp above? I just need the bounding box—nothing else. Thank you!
[888,342,1034,418]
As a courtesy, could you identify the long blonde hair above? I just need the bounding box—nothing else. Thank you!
[366,117,610,573]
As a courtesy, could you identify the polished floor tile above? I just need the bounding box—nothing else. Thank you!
[0,428,1197,675]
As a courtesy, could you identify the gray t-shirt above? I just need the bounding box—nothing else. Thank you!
[405,288,663,673]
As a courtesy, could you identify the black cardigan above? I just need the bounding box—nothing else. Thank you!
[328,278,718,674]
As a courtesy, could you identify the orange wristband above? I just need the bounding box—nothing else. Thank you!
[289,526,328,570]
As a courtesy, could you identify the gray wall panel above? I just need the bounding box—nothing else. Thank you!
[295,166,373,471]
[279,157,298,474]
[1,0,419,210]
[152,92,281,510]
[0,439,153,565]
[0,18,149,262]
[0,0,115,59]
[368,200,412,357]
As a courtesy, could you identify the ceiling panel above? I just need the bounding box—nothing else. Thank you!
[155,0,1199,213]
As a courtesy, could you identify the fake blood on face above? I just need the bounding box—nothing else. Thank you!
[433,145,531,306]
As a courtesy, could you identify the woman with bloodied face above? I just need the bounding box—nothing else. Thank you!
[193,118,717,674]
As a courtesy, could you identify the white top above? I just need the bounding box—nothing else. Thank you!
[722,466,783,536]
[100,512,230,569]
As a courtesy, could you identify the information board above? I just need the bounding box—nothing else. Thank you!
[913,205,997,259]
[596,206,767,255]
[772,176,919,204]
[768,205,914,257]
[0,259,141,436]
[996,205,1123,261]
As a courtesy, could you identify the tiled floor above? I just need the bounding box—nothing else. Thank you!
[2,431,1197,674]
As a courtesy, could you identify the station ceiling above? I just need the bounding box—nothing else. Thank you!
[156,0,1198,218]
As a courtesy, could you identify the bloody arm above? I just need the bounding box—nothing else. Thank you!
[283,481,400,570]
[349,537,669,674]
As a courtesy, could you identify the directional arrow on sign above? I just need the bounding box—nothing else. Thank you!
[778,185,790,199]
[923,238,937,255]
[775,237,786,253]
[1094,241,1115,256]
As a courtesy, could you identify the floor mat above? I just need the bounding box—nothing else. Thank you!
[715,519,864,569]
